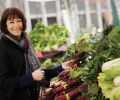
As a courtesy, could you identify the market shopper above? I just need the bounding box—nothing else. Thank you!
[0,7,71,100]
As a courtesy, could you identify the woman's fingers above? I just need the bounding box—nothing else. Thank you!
[32,68,45,81]
[62,60,74,69]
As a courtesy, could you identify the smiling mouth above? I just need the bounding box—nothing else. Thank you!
[12,30,21,32]
[13,27,22,30]
[12,28,22,31]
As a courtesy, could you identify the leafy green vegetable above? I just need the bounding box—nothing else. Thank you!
[63,25,120,99]
[102,58,120,72]
[98,67,120,100]
[29,22,68,51]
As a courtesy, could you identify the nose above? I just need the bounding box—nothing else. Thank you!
[13,22,19,27]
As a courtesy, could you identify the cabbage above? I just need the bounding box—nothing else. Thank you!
[98,61,120,100]
[102,58,120,72]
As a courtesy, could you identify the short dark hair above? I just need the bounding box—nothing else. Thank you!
[0,7,26,34]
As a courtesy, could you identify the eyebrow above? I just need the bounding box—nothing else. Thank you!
[8,15,21,19]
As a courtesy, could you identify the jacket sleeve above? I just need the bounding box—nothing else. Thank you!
[44,64,63,81]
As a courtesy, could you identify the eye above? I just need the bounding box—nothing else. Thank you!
[9,21,14,23]
[17,19,22,22]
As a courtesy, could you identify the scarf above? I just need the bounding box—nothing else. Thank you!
[3,33,40,73]
[3,33,47,100]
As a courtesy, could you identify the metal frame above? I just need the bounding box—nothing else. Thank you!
[23,0,119,33]
[24,0,61,32]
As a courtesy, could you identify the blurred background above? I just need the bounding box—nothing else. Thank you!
[0,0,120,43]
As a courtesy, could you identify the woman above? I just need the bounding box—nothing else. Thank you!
[0,7,71,100]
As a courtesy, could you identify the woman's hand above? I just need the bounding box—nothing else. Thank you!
[62,60,76,70]
[32,68,45,81]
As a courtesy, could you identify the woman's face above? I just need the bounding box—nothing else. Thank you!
[6,17,23,38]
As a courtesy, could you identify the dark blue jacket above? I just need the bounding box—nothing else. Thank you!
[0,35,63,100]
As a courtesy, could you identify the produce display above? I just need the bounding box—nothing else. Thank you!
[29,24,120,99]
[47,32,102,100]
[46,25,120,100]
